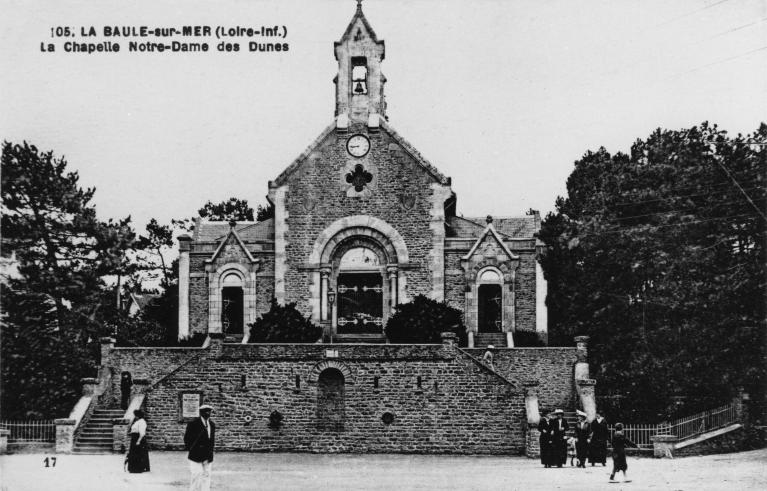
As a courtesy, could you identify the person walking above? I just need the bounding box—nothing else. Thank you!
[482,345,494,370]
[538,413,551,467]
[126,409,150,473]
[574,410,590,468]
[589,411,609,466]
[609,422,637,483]
[184,404,216,491]
[550,409,569,467]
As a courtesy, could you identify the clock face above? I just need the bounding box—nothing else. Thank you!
[346,134,370,158]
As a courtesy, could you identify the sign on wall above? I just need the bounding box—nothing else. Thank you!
[179,391,203,421]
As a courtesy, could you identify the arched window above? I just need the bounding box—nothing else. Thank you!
[221,272,244,335]
[339,247,380,270]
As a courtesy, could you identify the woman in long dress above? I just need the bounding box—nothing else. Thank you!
[126,409,150,473]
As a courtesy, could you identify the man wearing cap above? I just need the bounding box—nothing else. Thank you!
[184,404,216,491]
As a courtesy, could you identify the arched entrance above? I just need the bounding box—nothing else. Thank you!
[477,268,503,333]
[221,272,244,335]
[317,368,345,431]
[335,246,384,333]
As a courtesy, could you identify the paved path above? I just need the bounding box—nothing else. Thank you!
[1,449,765,490]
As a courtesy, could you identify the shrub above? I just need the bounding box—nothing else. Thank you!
[248,299,322,343]
[386,295,464,344]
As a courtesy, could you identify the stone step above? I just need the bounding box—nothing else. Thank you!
[72,447,113,454]
[73,442,113,449]
[475,333,507,348]
[79,430,113,437]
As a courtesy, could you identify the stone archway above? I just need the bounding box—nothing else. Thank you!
[317,368,345,431]
[306,216,410,332]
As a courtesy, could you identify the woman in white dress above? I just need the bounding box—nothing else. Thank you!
[126,409,150,473]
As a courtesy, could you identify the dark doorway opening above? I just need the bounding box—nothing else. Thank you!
[337,272,383,333]
[478,284,502,333]
[317,368,345,431]
[221,286,244,335]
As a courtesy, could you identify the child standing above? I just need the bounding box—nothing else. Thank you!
[567,436,577,466]
[609,423,637,483]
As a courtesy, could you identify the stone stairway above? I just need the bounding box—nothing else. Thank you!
[475,332,507,348]
[73,407,123,454]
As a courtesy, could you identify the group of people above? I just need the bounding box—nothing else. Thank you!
[538,409,636,482]
[125,402,636,487]
[125,404,217,491]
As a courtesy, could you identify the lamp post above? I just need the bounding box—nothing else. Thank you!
[327,288,336,344]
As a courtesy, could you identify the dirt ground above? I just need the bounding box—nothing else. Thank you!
[0,449,765,490]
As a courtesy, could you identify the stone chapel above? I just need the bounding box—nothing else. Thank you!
[78,3,593,457]
[176,2,548,348]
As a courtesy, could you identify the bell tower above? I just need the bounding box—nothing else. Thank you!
[334,0,386,125]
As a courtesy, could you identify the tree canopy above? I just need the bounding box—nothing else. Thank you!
[539,123,766,422]
[198,197,255,221]
[1,142,140,418]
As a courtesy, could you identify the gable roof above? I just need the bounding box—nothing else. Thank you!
[193,219,274,242]
[447,216,537,239]
[335,2,384,56]
[272,120,450,187]
[462,223,519,261]
[208,227,258,264]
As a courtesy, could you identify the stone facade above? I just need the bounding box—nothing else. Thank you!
[176,3,547,347]
[102,339,579,454]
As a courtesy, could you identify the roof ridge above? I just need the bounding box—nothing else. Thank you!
[379,120,449,185]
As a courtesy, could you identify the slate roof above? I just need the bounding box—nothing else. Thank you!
[193,219,274,242]
[447,216,538,239]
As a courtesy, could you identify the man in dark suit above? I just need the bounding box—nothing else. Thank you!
[589,411,609,466]
[184,404,215,491]
[550,409,569,467]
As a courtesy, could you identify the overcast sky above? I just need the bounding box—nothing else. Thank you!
[2,0,765,230]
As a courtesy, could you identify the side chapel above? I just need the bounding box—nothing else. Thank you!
[176,2,548,348]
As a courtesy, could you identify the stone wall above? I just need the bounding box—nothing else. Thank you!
[465,348,578,411]
[281,126,440,314]
[103,343,579,454]
[443,251,465,310]
[514,251,537,332]
[189,254,208,335]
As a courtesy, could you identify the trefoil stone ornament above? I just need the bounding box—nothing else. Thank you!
[345,164,373,192]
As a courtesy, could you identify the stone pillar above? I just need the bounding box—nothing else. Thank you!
[131,379,150,395]
[506,332,515,348]
[651,434,678,458]
[535,260,548,340]
[54,419,76,453]
[576,379,597,422]
[320,269,330,321]
[734,387,750,428]
[208,332,225,358]
[574,336,590,380]
[467,331,475,348]
[441,332,457,350]
[524,382,541,426]
[99,337,115,367]
[81,378,98,397]
[113,418,130,453]
[524,382,541,458]
[0,428,9,454]
[387,266,398,308]
[178,234,192,340]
